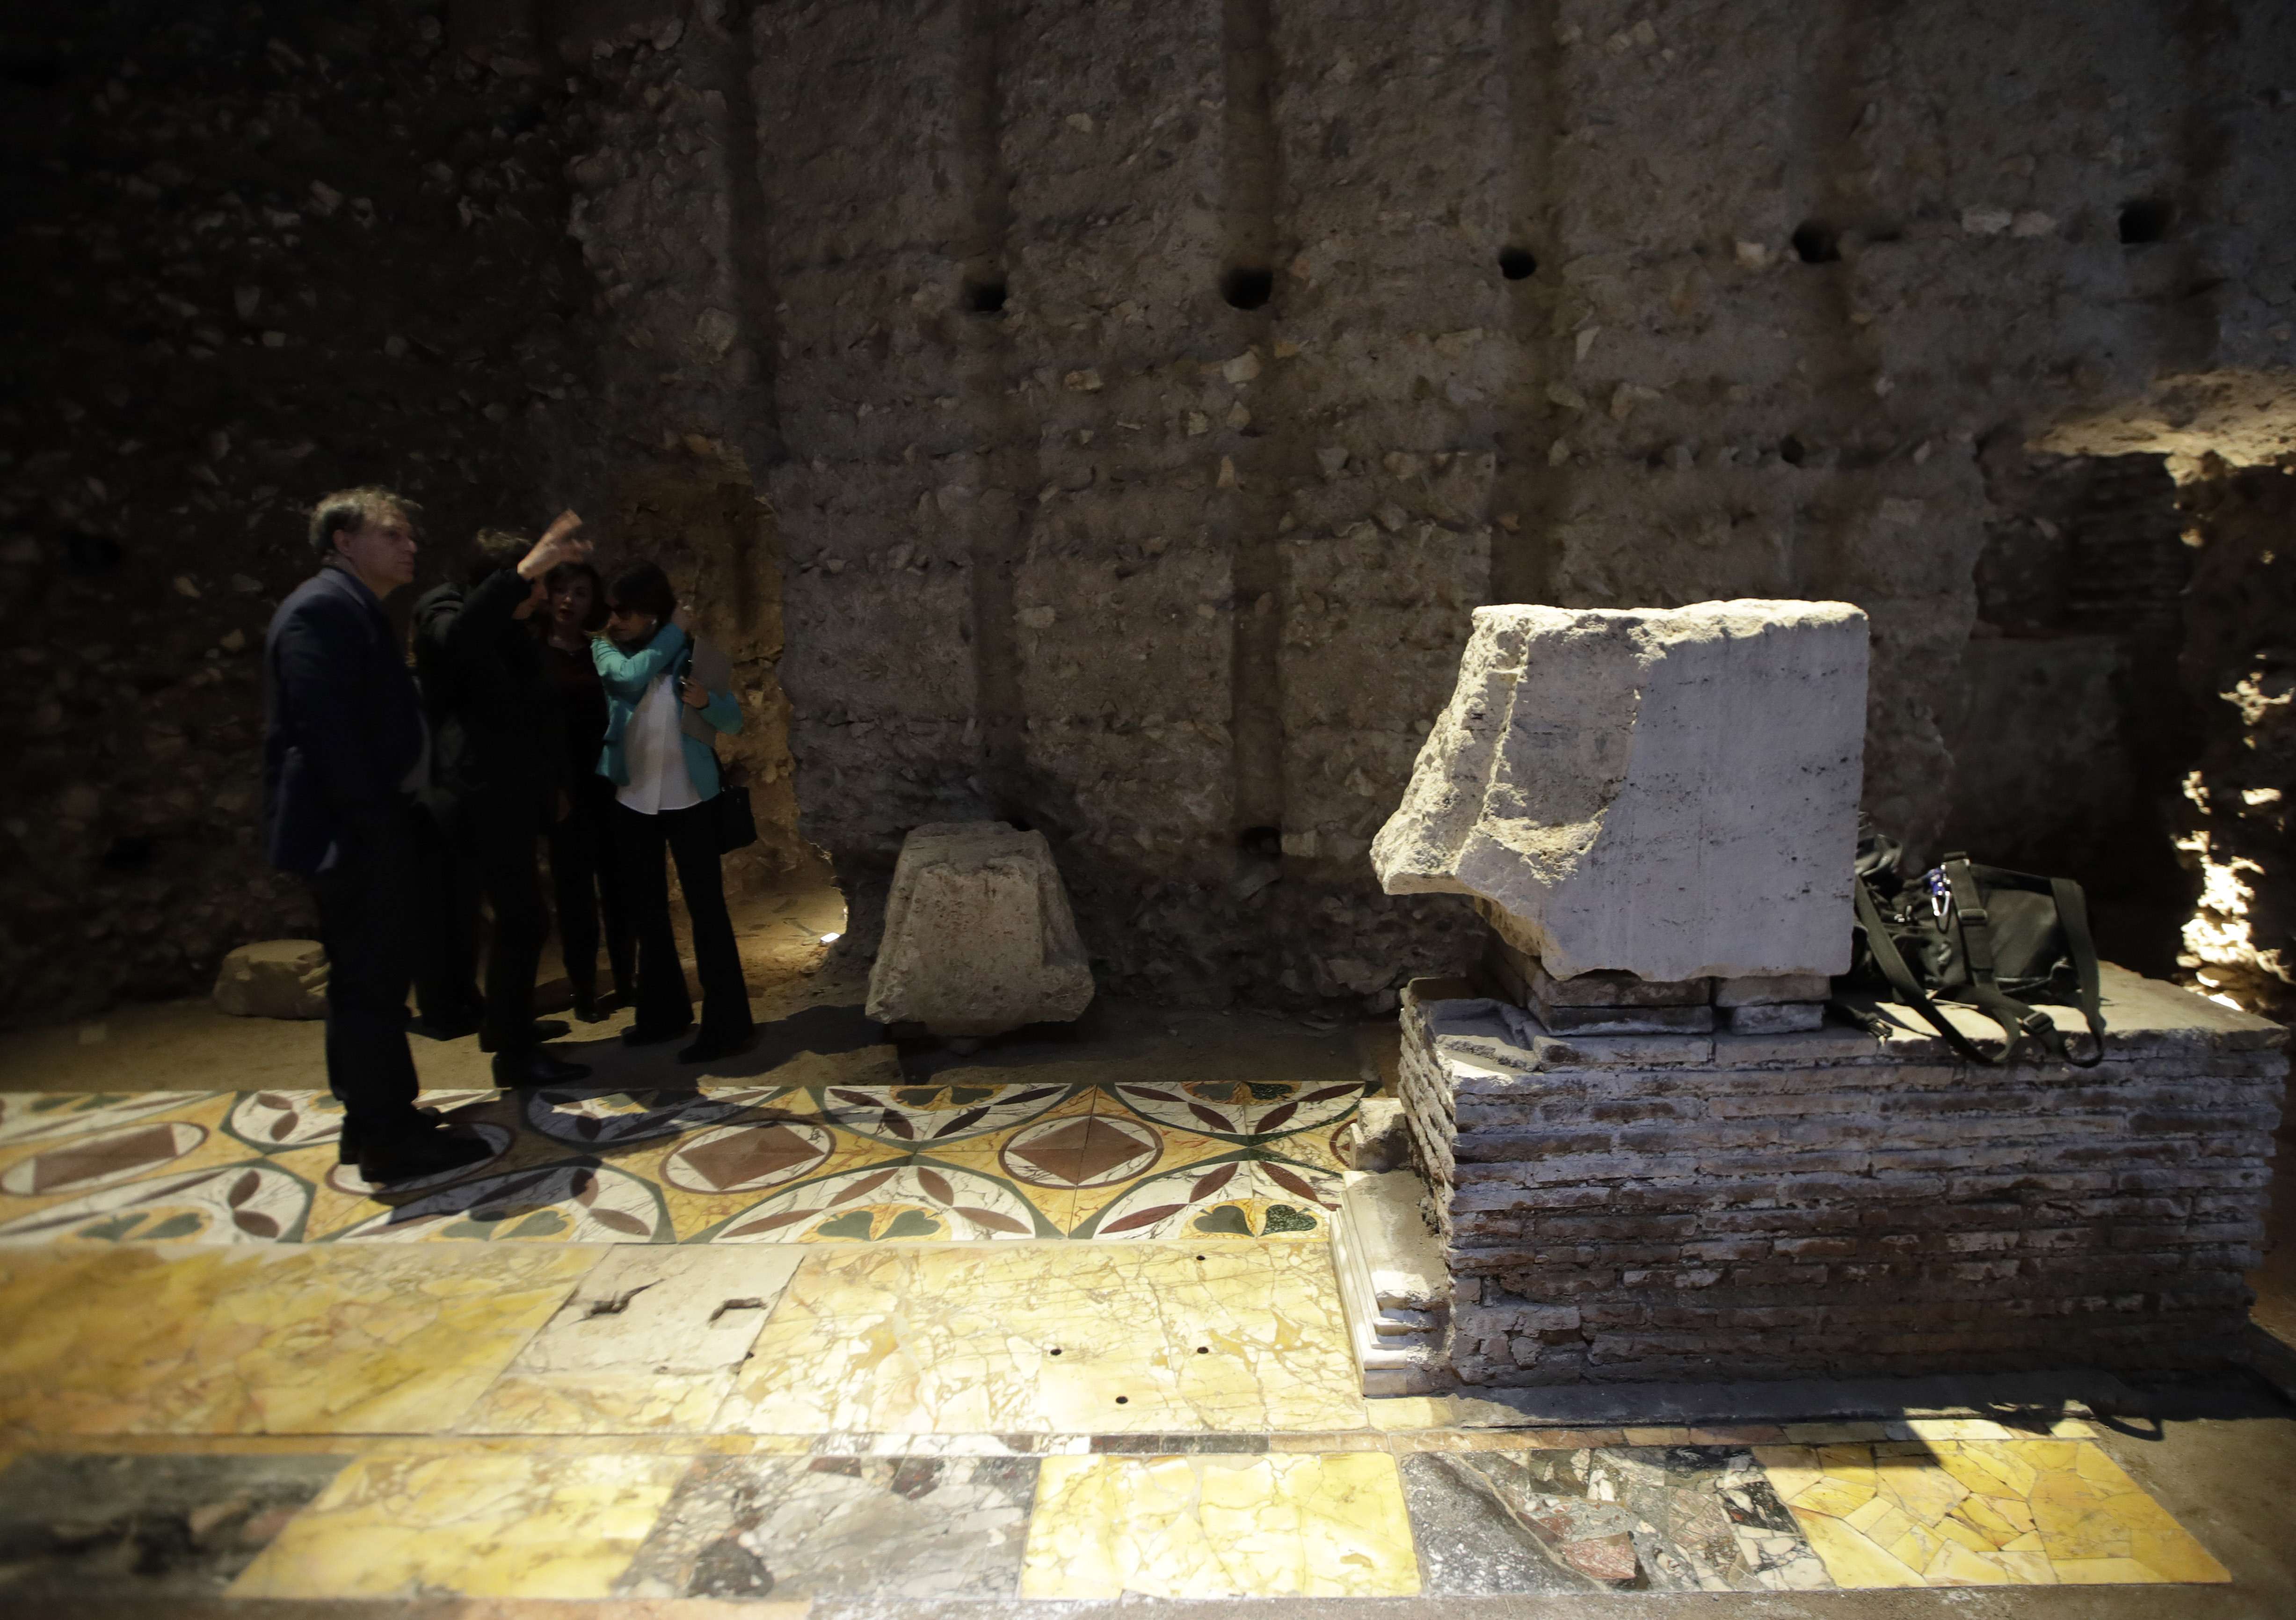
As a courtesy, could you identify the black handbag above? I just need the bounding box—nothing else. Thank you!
[1840,826,2107,1067]
[675,644,757,855]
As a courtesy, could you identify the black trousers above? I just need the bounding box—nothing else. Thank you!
[617,798,753,1041]
[310,803,427,1131]
[548,774,634,1005]
[411,803,482,1026]
[461,792,549,1052]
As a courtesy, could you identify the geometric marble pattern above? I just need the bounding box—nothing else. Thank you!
[0,1080,1355,1248]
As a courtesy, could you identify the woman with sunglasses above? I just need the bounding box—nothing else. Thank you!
[592,562,755,1064]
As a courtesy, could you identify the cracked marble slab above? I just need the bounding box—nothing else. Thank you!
[616,1453,1036,1600]
[1404,1445,1831,1592]
[713,1242,1369,1435]
[1757,1438,2231,1587]
[1020,1452,1420,1598]
[0,1242,600,1438]
[225,1450,689,1598]
[458,1248,801,1435]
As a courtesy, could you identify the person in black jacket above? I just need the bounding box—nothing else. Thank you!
[412,514,596,1088]
[262,487,491,1184]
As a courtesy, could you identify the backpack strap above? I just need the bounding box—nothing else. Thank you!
[1941,855,2073,1064]
[1853,876,2000,1066]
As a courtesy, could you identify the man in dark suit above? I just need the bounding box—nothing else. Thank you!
[263,488,491,1183]
[414,514,595,1087]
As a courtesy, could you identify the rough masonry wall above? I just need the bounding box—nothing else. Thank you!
[0,4,604,1022]
[4,0,2294,1022]
[1399,982,2289,1385]
[702,0,2296,1010]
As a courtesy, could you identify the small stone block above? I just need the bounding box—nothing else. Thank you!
[1715,973,1833,1007]
[1726,1001,1826,1034]
[865,821,1094,1037]
[212,939,328,1020]
[1541,1002,1717,1035]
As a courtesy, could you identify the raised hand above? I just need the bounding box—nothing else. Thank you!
[518,511,590,579]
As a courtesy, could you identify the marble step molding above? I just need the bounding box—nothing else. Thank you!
[1331,1168,1454,1397]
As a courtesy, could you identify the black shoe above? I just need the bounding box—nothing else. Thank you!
[338,1105,443,1166]
[622,1020,693,1048]
[679,1029,756,1065]
[572,992,617,1024]
[478,1019,572,1053]
[492,1047,593,1087]
[407,1013,482,1042]
[358,1123,491,1185]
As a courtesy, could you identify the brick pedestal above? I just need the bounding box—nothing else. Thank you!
[1397,968,2286,1386]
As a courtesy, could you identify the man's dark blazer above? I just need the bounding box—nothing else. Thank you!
[262,562,425,875]
[412,567,564,815]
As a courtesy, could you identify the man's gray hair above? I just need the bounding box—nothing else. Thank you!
[307,486,416,555]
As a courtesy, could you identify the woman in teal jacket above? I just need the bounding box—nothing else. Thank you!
[593,562,753,1064]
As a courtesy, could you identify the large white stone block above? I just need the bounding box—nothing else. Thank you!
[1372,600,1867,981]
[865,821,1095,1036]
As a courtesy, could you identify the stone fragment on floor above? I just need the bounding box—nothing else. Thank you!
[616,1454,1037,1600]
[0,1451,347,1598]
[1372,599,1867,980]
[209,941,327,1020]
[865,821,1095,1036]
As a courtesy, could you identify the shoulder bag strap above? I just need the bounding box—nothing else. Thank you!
[1941,855,2065,1063]
[1854,876,2000,1066]
[2047,876,2109,1067]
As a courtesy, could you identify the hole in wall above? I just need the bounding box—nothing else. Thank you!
[100,836,154,873]
[1778,435,1808,466]
[1497,246,1538,281]
[2119,199,2174,245]
[1237,825,1282,859]
[1790,220,1841,264]
[1220,265,1273,310]
[963,277,1008,314]
[0,56,63,89]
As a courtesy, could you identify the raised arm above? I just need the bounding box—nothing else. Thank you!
[592,621,689,700]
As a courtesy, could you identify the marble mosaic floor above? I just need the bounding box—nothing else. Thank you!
[0,1076,1358,1246]
[0,1236,2235,1604]
[0,1066,2243,1607]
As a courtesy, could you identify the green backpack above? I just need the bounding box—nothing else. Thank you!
[1841,827,2107,1067]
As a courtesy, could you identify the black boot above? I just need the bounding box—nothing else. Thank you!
[478,1019,571,1053]
[357,1120,492,1185]
[338,1105,442,1166]
[572,990,617,1023]
[492,1047,593,1088]
[679,1028,756,1065]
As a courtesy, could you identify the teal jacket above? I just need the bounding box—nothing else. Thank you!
[592,623,741,800]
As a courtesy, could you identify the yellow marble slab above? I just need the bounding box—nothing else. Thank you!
[1019,1452,1419,1598]
[226,1450,690,1598]
[717,1242,1369,1435]
[0,1241,600,1437]
[1757,1438,2229,1587]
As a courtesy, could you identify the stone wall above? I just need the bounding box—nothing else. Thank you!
[4,0,2295,1023]
[706,0,2296,1010]
[1398,975,2287,1384]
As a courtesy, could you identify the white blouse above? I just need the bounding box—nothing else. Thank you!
[617,672,700,816]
